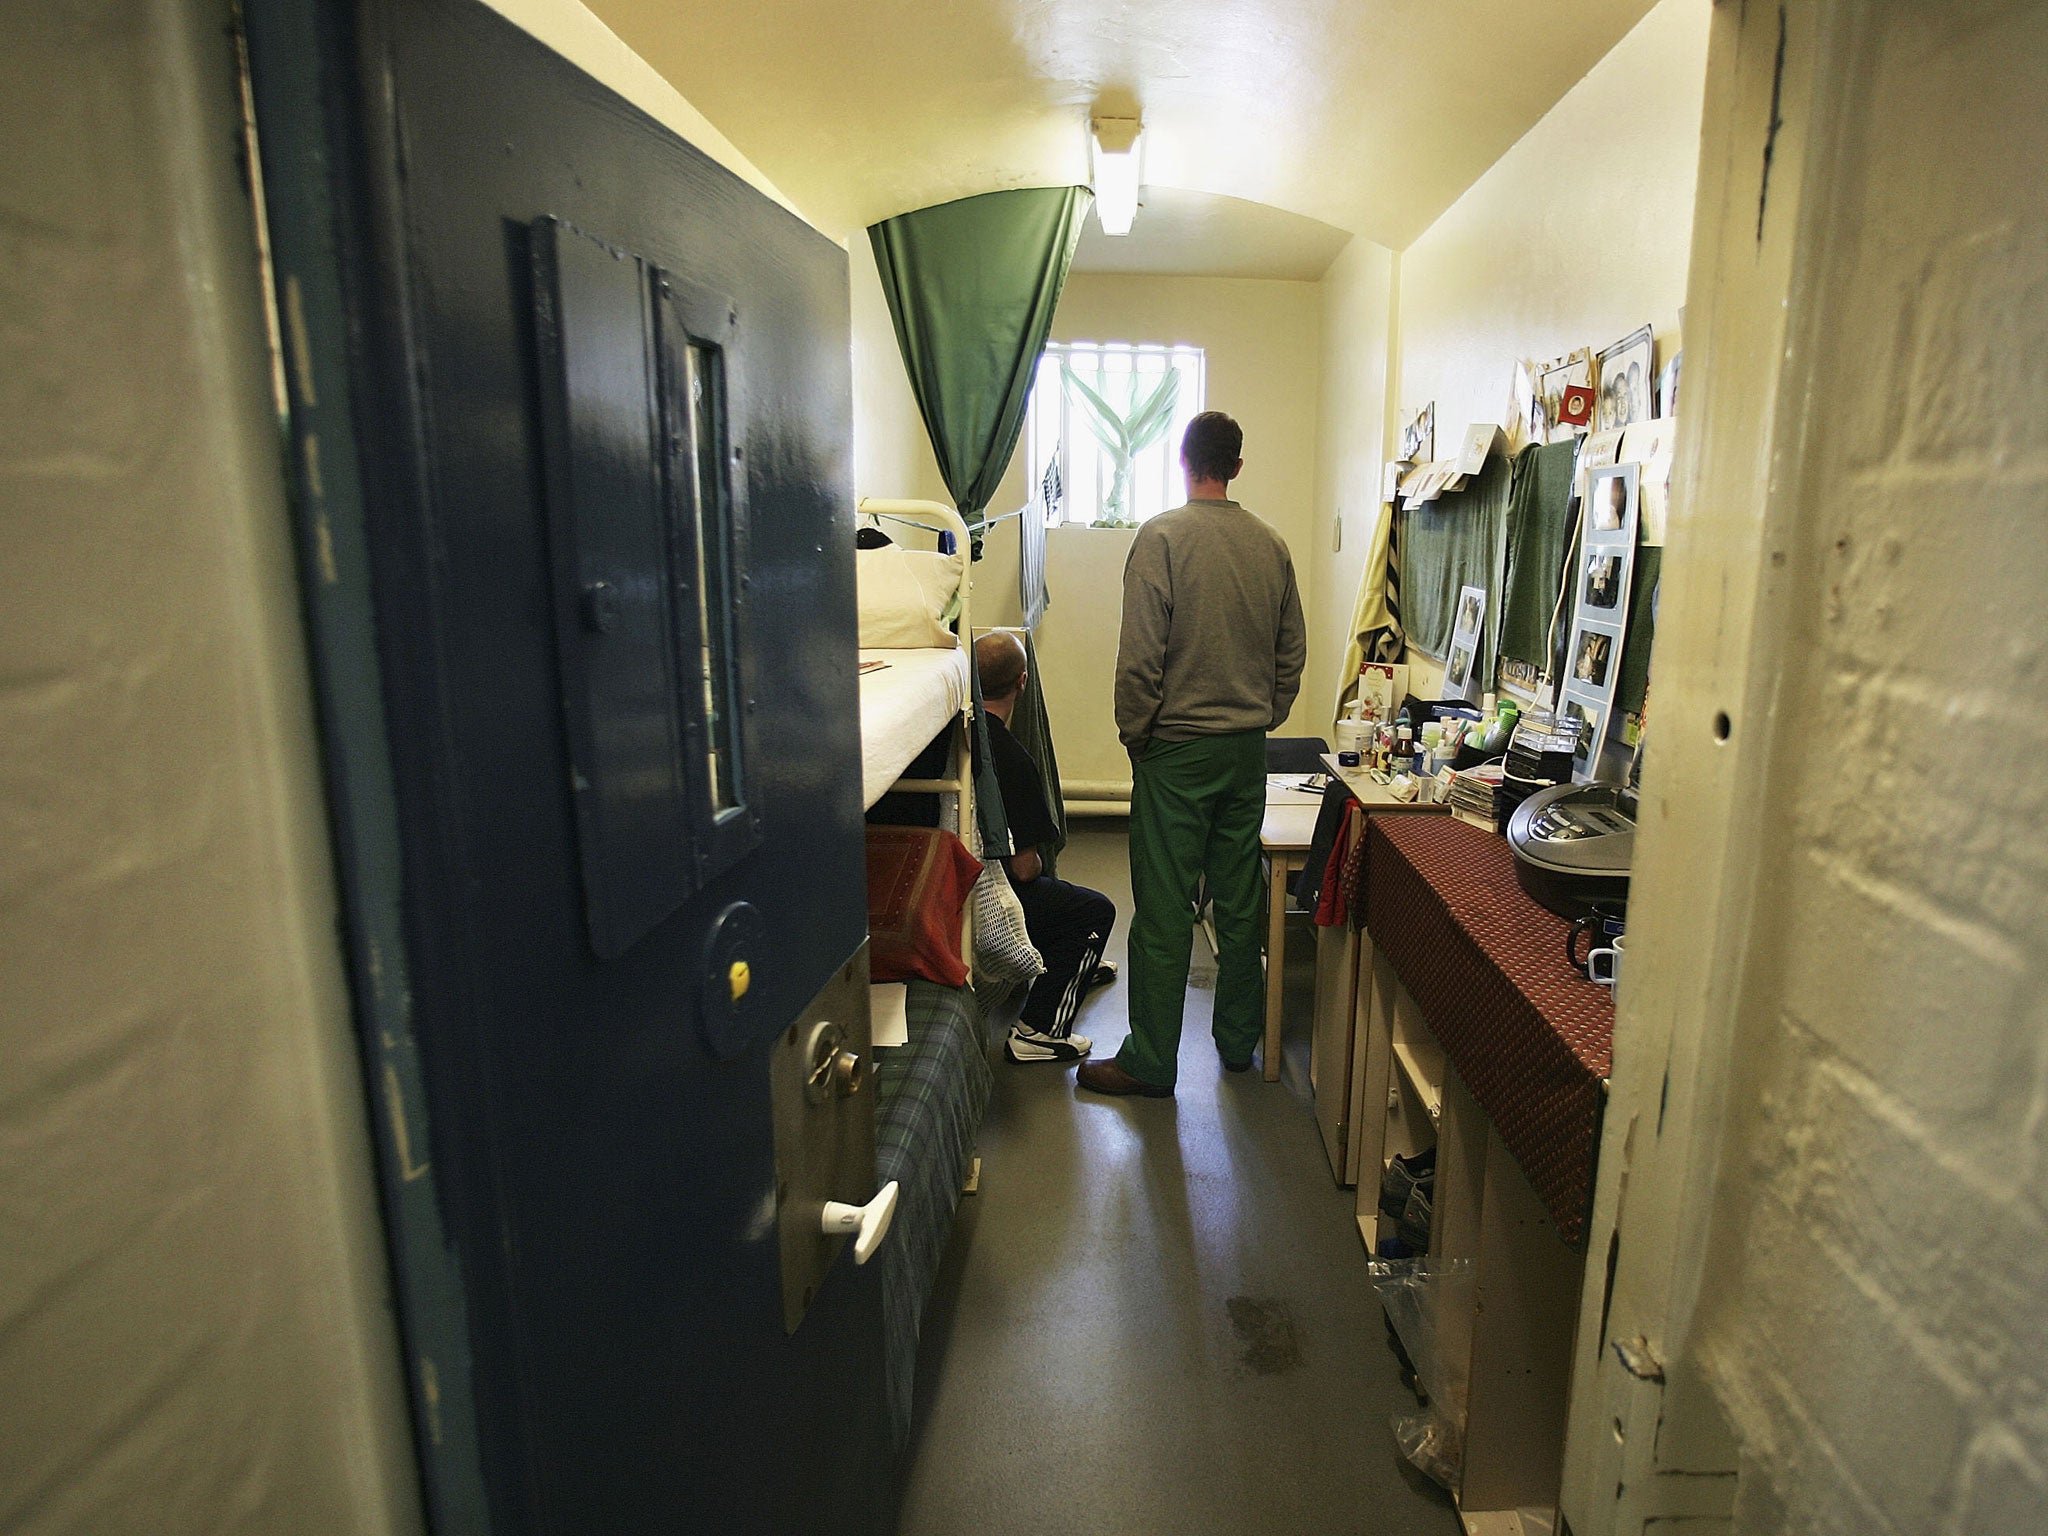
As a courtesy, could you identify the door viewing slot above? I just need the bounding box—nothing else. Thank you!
[531,218,758,959]
[660,280,759,886]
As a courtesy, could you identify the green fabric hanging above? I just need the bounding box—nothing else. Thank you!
[1397,455,1511,683]
[1497,441,1580,669]
[868,187,1092,529]
[1616,545,1661,715]
[1006,631,1066,877]
[868,187,1088,860]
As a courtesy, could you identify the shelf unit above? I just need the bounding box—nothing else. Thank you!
[1349,943,1585,1536]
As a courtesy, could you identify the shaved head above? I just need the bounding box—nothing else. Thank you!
[975,629,1028,701]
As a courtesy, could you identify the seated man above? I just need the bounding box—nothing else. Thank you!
[974,630,1117,1065]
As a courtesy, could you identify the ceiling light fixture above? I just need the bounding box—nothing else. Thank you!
[1089,117,1144,237]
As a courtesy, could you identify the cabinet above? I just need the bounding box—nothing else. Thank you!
[1351,932,1588,1535]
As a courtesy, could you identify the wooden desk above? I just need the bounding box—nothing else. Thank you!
[1258,795,1321,1081]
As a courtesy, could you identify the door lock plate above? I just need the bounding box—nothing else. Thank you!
[769,946,877,1333]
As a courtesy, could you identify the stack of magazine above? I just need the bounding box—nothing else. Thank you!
[1446,761,1506,831]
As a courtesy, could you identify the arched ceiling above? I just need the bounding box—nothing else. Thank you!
[589,0,1657,257]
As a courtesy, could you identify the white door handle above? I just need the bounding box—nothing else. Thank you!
[820,1181,899,1266]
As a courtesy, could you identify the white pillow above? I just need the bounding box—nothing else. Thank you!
[969,862,1045,987]
[857,541,962,648]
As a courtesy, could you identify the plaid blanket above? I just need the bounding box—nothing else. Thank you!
[873,979,996,1448]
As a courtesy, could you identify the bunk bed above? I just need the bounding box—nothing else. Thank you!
[854,499,998,1448]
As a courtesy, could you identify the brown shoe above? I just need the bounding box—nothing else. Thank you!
[1076,1059,1173,1098]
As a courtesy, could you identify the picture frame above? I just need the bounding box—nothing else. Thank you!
[1560,695,1605,768]
[1595,324,1655,433]
[1442,583,1488,702]
[1585,461,1640,545]
[1568,622,1619,690]
[1536,351,1593,444]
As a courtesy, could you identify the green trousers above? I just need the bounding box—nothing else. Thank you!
[1117,731,1267,1089]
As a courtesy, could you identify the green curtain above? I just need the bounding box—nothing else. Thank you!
[867,187,1091,529]
[1397,455,1511,684]
[1497,441,1579,669]
[869,186,1089,859]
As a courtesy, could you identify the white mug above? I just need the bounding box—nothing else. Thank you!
[1588,934,1627,989]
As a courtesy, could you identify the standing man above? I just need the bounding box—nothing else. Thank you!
[975,630,1119,1065]
[1077,412,1305,1098]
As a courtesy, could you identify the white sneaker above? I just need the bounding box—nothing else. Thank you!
[1004,1026,1093,1064]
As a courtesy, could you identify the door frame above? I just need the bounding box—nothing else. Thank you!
[239,4,491,1528]
[1559,2,1870,1529]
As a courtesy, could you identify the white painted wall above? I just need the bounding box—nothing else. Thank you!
[0,4,423,1532]
[1395,0,1709,439]
[1682,3,2048,1527]
[970,272,1326,795]
[1308,235,1398,728]
[0,1,828,1530]
[850,237,951,506]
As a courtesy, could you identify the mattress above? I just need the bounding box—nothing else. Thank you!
[859,646,969,809]
[873,978,995,1450]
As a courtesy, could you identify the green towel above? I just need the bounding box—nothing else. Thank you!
[1497,440,1579,670]
[1616,545,1660,716]
[1397,455,1510,676]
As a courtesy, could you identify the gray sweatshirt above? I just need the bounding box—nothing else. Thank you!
[1114,498,1306,750]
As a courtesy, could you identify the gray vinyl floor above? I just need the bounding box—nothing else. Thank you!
[895,824,1461,1536]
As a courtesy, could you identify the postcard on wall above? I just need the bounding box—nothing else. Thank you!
[1442,584,1488,701]
[1456,423,1506,478]
[1509,359,1539,451]
[1574,426,1627,502]
[1534,351,1593,444]
[1401,402,1436,464]
[1596,324,1656,433]
[1357,661,1408,720]
[1619,417,1677,544]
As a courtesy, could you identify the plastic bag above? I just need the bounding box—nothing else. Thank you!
[1369,1256,1474,1489]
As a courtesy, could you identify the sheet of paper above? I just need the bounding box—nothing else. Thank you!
[870,982,908,1049]
[1456,423,1504,477]
[1382,460,1404,502]
[1618,418,1676,544]
[1574,427,1627,502]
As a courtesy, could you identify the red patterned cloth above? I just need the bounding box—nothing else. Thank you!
[1313,806,1359,927]
[867,826,983,988]
[1364,816,1614,1245]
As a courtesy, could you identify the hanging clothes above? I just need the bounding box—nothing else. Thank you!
[1004,630,1067,877]
[1496,440,1581,670]
[1331,500,1405,727]
[1398,454,1511,671]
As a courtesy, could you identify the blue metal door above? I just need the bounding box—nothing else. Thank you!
[245,2,891,1530]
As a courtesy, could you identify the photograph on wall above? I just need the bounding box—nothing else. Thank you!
[1570,623,1617,689]
[1595,324,1655,432]
[1400,401,1436,464]
[1536,351,1593,444]
[1584,553,1622,609]
[1585,461,1640,542]
[1657,350,1682,419]
[1442,583,1488,702]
